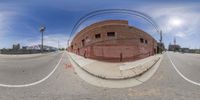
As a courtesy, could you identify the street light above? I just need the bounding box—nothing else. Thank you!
[159,30,164,53]
[40,25,46,53]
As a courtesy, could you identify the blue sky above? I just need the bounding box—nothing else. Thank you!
[0,0,200,49]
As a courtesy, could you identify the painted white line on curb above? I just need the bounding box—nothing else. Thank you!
[167,53,200,87]
[0,52,64,88]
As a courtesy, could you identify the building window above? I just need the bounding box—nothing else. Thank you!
[145,40,148,44]
[82,39,85,46]
[140,38,144,43]
[107,32,115,37]
[71,45,73,49]
[95,34,101,39]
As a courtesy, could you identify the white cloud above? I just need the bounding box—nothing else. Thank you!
[0,3,29,38]
[175,32,186,38]
[128,3,200,48]
[0,11,16,36]
[26,33,69,48]
[136,3,200,38]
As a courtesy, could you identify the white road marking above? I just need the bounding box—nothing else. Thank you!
[167,53,200,86]
[0,52,64,88]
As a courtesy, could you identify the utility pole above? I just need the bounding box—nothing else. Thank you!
[58,40,60,50]
[159,30,163,53]
[40,25,46,53]
[173,37,176,52]
[174,37,176,45]
[159,30,162,43]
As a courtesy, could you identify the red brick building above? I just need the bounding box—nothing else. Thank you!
[69,20,158,62]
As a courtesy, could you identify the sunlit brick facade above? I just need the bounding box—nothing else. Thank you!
[69,20,158,62]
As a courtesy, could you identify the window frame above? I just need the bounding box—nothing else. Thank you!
[140,38,144,43]
[95,33,101,39]
[145,40,148,44]
[107,32,115,37]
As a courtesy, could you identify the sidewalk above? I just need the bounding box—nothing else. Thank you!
[68,52,161,80]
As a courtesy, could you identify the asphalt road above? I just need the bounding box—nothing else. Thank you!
[0,52,63,85]
[167,52,200,83]
[0,51,200,100]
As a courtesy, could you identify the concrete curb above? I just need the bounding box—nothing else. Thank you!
[120,57,160,79]
[68,53,161,80]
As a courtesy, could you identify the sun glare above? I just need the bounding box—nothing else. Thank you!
[169,17,183,27]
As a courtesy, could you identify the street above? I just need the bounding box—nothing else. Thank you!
[0,52,63,85]
[0,51,200,100]
[167,52,200,84]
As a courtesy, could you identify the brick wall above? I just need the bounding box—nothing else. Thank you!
[69,20,157,62]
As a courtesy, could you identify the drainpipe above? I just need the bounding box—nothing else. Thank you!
[120,52,123,62]
[84,48,87,58]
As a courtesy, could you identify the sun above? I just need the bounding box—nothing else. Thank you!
[169,17,183,27]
